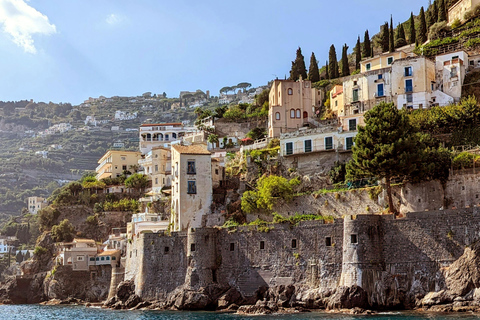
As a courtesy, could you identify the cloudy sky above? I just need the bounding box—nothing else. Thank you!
[0,0,429,104]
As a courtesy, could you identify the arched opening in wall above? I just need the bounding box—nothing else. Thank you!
[303,111,308,119]
[296,109,301,118]
[158,133,164,141]
[172,132,177,139]
[290,109,295,118]
[275,112,280,120]
[145,133,151,141]
[165,134,170,141]
[288,88,293,95]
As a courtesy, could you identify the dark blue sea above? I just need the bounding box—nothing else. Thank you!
[0,305,479,320]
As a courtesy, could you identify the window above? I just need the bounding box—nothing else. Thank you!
[352,89,359,102]
[335,100,338,107]
[304,140,312,153]
[190,243,196,252]
[187,181,197,194]
[122,165,127,171]
[155,165,158,172]
[187,161,196,174]
[112,257,116,260]
[351,234,358,244]
[106,256,110,260]
[325,237,332,247]
[230,243,235,251]
[348,119,357,131]
[366,63,371,71]
[353,80,357,86]
[291,239,297,249]
[378,74,383,80]
[275,112,280,120]
[451,66,458,78]
[346,137,354,150]
[303,111,308,118]
[387,57,394,65]
[404,66,413,77]
[101,257,105,261]
[77,256,84,261]
[288,88,293,95]
[286,142,293,155]
[121,156,126,161]
[89,257,95,262]
[164,247,170,254]
[325,137,333,150]
[296,109,301,118]
[260,241,265,250]
[406,94,413,103]
[405,79,413,93]
[215,169,219,175]
[155,178,158,185]
[290,109,295,118]
[377,83,384,97]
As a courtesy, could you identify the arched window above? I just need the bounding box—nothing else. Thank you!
[296,109,301,118]
[288,88,293,95]
[303,111,308,118]
[290,109,295,118]
[275,112,280,120]
[172,132,177,139]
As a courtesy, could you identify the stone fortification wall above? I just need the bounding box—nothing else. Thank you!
[125,207,480,308]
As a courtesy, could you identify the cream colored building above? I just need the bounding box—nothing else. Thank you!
[280,126,357,157]
[56,239,98,271]
[448,0,480,25]
[96,150,142,180]
[27,196,47,214]
[268,78,321,138]
[170,144,212,231]
[138,147,172,194]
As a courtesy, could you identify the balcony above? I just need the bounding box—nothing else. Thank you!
[96,158,112,172]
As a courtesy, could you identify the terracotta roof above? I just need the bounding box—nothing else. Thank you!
[140,123,183,127]
[74,238,96,244]
[98,250,120,256]
[172,144,211,155]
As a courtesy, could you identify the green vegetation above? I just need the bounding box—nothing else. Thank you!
[51,219,75,242]
[307,52,320,83]
[241,175,300,213]
[101,198,140,212]
[328,45,339,79]
[33,246,47,256]
[273,212,334,225]
[289,47,308,81]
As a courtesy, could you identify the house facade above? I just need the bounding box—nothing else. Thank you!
[27,196,47,214]
[138,147,172,194]
[96,150,142,180]
[139,123,193,154]
[170,144,212,231]
[268,78,320,138]
[56,239,99,271]
[448,0,480,24]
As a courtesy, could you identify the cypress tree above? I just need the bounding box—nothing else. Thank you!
[419,7,428,44]
[409,12,416,44]
[438,0,447,22]
[289,47,308,81]
[341,44,350,77]
[432,0,439,24]
[355,36,361,70]
[389,16,395,52]
[307,52,320,83]
[325,61,329,80]
[363,30,371,58]
[426,5,434,30]
[381,22,390,53]
[328,45,339,79]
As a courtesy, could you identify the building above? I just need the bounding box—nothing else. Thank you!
[27,196,47,214]
[0,236,17,255]
[330,85,344,117]
[360,50,408,73]
[129,210,169,237]
[448,0,480,25]
[170,144,212,231]
[435,51,469,103]
[138,147,172,194]
[96,150,142,180]
[139,123,194,154]
[56,239,99,271]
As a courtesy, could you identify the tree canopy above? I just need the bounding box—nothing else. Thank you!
[289,47,308,81]
[328,45,339,79]
[307,52,320,83]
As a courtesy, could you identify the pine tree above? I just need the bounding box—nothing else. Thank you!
[328,45,339,79]
[363,30,371,58]
[307,52,320,83]
[409,12,417,44]
[289,47,308,81]
[325,61,329,80]
[389,16,395,53]
[438,0,447,22]
[419,7,428,44]
[381,22,390,53]
[355,36,361,70]
[341,44,350,77]
[346,102,418,215]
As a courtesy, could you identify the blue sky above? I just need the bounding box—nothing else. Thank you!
[0,0,430,105]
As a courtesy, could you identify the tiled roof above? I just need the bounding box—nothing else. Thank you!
[172,144,211,155]
[140,123,183,127]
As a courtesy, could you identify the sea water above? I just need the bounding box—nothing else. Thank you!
[0,305,479,320]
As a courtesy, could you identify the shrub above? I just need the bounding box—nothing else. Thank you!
[395,38,407,48]
[51,219,75,242]
[452,152,477,169]
[38,207,61,230]
[465,38,480,49]
[451,19,462,29]
[428,21,450,40]
[33,246,47,256]
[464,5,480,21]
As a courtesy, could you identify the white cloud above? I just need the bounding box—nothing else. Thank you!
[106,13,123,25]
[0,0,56,54]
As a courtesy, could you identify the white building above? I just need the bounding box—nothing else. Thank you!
[139,123,195,154]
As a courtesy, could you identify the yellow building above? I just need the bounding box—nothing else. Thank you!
[448,0,480,25]
[170,144,212,231]
[268,78,320,138]
[27,196,47,214]
[96,150,142,180]
[360,51,408,73]
[330,85,344,117]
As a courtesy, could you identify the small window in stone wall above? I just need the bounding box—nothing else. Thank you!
[418,199,421,203]
[260,241,265,250]
[476,194,479,199]
[462,186,465,190]
[191,243,196,252]
[325,237,332,247]
[164,247,170,254]
[291,239,297,248]
[230,243,235,251]
[351,234,358,244]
